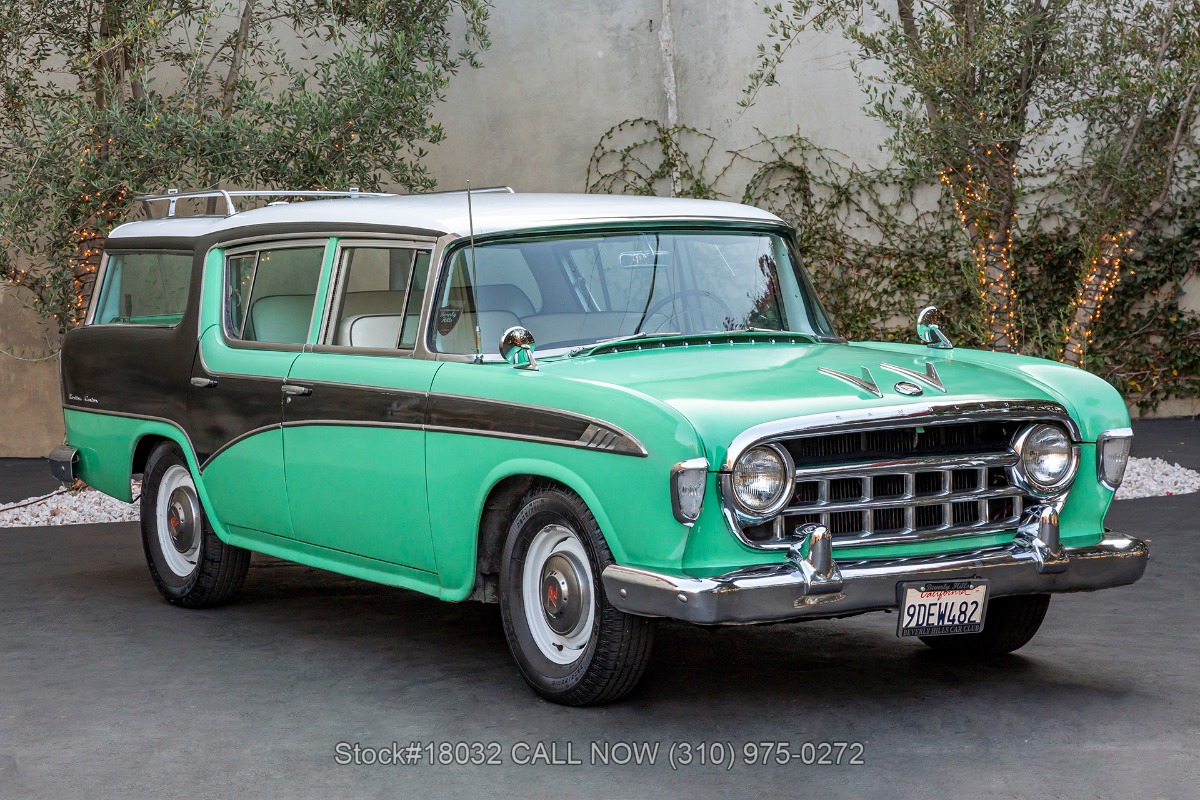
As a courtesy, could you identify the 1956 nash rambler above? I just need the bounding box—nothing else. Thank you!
[51,188,1148,705]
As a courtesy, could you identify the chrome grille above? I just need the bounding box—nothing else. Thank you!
[738,445,1037,549]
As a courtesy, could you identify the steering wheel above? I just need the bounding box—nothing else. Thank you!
[639,290,736,334]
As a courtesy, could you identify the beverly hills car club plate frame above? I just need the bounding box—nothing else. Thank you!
[896,580,990,637]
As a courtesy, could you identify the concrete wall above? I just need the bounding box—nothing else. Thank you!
[0,1,1194,457]
[0,290,65,457]
[423,1,887,193]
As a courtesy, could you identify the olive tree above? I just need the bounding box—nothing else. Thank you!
[1059,0,1200,366]
[0,0,490,330]
[744,0,1199,361]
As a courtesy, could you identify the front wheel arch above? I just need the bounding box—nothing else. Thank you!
[470,472,628,604]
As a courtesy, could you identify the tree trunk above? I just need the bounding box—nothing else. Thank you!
[974,236,1017,352]
[1062,233,1129,368]
[942,168,1019,352]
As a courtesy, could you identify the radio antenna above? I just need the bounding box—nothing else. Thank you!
[467,180,482,362]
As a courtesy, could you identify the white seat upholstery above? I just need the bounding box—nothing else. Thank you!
[336,314,403,348]
[248,294,315,344]
[477,284,535,317]
[341,290,406,316]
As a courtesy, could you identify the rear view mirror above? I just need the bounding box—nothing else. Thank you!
[619,250,672,269]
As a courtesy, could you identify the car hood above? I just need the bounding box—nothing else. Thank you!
[543,339,1124,468]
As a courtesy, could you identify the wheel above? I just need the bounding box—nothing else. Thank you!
[499,485,653,705]
[140,442,250,608]
[919,594,1051,655]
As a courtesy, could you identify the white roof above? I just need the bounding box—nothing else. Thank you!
[107,192,784,241]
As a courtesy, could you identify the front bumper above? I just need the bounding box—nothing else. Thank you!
[602,532,1149,625]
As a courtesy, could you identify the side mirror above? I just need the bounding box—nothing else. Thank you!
[499,326,538,370]
[917,306,954,350]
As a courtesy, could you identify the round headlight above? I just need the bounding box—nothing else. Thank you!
[731,444,794,515]
[1014,424,1076,493]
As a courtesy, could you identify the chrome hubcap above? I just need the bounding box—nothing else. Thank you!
[155,465,201,578]
[167,487,199,555]
[522,524,595,664]
[540,552,588,637]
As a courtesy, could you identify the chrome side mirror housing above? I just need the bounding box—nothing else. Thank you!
[916,306,954,350]
[499,325,538,370]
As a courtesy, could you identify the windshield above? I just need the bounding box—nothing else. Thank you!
[430,229,838,356]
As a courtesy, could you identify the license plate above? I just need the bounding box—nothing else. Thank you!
[897,580,989,637]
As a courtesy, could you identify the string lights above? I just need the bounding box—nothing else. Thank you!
[940,161,1018,351]
[1062,230,1132,367]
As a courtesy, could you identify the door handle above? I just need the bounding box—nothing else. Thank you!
[281,384,312,397]
[190,377,218,388]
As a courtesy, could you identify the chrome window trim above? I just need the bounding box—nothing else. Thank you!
[210,230,439,251]
[1096,426,1134,491]
[317,237,434,351]
[85,251,112,326]
[85,249,194,328]
[219,237,331,349]
[413,233,467,362]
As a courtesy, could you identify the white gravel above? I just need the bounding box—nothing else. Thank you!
[1115,457,1200,500]
[0,483,140,527]
[0,457,1196,527]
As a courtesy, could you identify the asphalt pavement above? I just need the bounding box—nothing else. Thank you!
[0,422,1197,799]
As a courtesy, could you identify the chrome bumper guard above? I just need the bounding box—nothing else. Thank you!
[47,445,79,485]
[602,513,1148,625]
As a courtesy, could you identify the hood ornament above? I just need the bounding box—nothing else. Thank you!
[894,381,923,396]
[880,361,946,393]
[818,366,883,398]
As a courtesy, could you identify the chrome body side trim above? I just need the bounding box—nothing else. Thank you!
[602,532,1149,625]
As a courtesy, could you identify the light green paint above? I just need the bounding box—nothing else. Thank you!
[64,238,1129,604]
[427,360,701,599]
[196,325,295,535]
[282,352,442,572]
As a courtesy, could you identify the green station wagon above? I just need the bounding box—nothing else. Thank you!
[51,188,1148,705]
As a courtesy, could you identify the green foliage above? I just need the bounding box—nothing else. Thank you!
[740,0,1200,362]
[0,0,491,330]
[586,118,723,200]
[586,120,1200,411]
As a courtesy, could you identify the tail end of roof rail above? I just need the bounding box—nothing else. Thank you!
[134,185,516,219]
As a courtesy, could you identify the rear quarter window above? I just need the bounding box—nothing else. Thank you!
[92,251,193,326]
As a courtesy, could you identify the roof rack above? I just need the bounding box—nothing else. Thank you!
[136,188,392,219]
[136,185,516,219]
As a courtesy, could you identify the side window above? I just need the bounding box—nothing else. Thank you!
[225,246,324,345]
[330,246,418,349]
[93,251,192,325]
[400,251,431,348]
